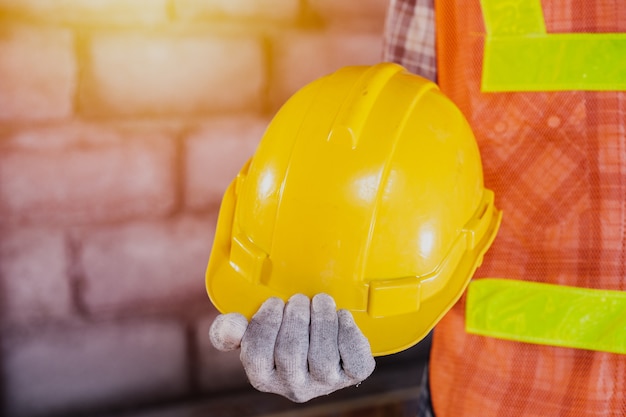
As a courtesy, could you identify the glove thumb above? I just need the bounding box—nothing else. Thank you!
[209,313,249,352]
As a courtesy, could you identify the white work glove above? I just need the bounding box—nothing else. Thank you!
[209,293,376,403]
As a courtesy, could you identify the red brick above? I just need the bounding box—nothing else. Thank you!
[174,0,299,21]
[185,116,268,209]
[0,123,177,224]
[80,216,215,314]
[0,0,169,25]
[270,31,384,109]
[0,24,76,121]
[3,320,187,417]
[196,314,249,393]
[0,228,73,324]
[83,33,266,117]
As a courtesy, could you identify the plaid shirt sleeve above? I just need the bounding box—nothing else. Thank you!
[383,0,437,81]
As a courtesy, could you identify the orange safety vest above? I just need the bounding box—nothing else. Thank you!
[431,0,626,416]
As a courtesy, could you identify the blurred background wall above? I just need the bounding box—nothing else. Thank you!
[0,1,429,416]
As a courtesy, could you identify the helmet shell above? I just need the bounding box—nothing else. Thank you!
[206,63,502,356]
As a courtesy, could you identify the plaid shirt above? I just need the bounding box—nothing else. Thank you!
[383,0,437,82]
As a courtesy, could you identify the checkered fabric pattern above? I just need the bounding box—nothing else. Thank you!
[384,1,626,416]
[382,0,437,82]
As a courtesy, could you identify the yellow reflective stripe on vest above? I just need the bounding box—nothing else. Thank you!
[466,279,626,354]
[480,0,626,92]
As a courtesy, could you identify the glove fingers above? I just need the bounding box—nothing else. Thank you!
[337,309,376,382]
[309,293,342,384]
[209,313,248,352]
[274,294,310,385]
[241,297,284,378]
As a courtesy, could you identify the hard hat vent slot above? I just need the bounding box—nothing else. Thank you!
[229,234,270,285]
[368,277,421,318]
[463,190,497,250]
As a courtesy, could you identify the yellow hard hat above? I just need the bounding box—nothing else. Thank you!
[206,63,502,356]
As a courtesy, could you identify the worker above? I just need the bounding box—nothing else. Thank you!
[384,0,626,416]
[209,0,626,416]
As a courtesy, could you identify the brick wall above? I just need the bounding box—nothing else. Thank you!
[0,1,389,416]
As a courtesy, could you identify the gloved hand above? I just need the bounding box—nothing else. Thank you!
[209,293,376,403]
